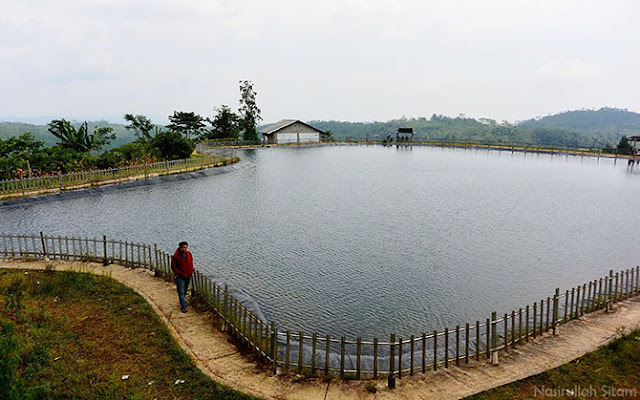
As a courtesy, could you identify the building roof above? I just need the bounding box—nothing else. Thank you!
[260,119,324,135]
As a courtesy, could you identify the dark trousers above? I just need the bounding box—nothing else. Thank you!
[175,275,191,309]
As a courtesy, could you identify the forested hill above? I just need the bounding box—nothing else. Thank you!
[3,107,640,150]
[0,121,137,149]
[309,108,640,148]
[518,107,640,134]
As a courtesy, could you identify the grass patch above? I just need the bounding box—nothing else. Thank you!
[468,326,640,399]
[0,269,258,400]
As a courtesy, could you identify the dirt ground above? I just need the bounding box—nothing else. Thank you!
[3,260,639,400]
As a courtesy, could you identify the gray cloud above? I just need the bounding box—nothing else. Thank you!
[2,0,639,124]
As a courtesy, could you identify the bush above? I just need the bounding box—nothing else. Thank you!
[152,130,195,160]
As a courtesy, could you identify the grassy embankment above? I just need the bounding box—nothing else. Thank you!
[0,268,256,400]
[468,326,640,399]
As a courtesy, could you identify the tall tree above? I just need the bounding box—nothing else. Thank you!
[123,114,154,140]
[166,111,205,139]
[47,119,115,153]
[616,136,632,154]
[238,80,262,142]
[205,105,240,140]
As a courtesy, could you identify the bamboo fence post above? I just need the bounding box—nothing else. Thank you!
[503,313,508,351]
[409,335,414,376]
[465,323,470,363]
[455,326,460,366]
[485,318,490,358]
[422,333,427,373]
[298,332,303,374]
[490,312,498,364]
[357,337,362,379]
[442,329,449,369]
[390,333,396,376]
[398,337,403,378]
[271,322,278,374]
[374,338,379,378]
[553,288,559,335]
[539,300,544,335]
[311,333,317,376]
[340,336,345,379]
[39,231,47,259]
[545,297,550,331]
[608,270,613,311]
[525,306,530,342]
[476,321,480,360]
[102,235,108,266]
[518,308,523,343]
[433,330,438,371]
[324,335,330,376]
[533,302,537,338]
[285,330,290,371]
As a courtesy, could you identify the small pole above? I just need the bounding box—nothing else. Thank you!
[553,288,559,335]
[533,302,537,338]
[398,337,403,378]
[324,334,330,376]
[390,333,396,376]
[490,312,498,364]
[455,326,460,366]
[356,337,362,379]
[285,330,290,371]
[465,323,470,363]
[271,322,278,375]
[607,270,613,312]
[340,336,345,379]
[102,235,108,266]
[433,330,438,371]
[409,335,414,376]
[39,231,47,259]
[444,329,449,369]
[311,332,317,376]
[475,321,480,360]
[373,337,379,379]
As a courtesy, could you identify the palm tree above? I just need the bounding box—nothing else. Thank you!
[48,119,115,153]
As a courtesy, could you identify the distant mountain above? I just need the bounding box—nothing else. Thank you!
[518,107,640,142]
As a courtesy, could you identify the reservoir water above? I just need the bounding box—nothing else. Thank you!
[2,145,640,339]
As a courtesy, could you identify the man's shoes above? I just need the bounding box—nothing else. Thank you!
[181,307,187,313]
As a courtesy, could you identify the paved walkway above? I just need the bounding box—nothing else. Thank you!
[3,260,640,400]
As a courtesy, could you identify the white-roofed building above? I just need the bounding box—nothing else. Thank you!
[260,119,324,145]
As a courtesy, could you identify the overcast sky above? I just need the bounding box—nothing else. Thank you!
[2,0,639,125]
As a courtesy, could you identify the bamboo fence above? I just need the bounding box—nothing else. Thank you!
[1,232,638,380]
[0,153,236,197]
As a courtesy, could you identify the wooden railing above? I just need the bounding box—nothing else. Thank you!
[0,153,236,197]
[1,233,638,379]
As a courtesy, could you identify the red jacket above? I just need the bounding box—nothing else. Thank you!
[171,249,194,278]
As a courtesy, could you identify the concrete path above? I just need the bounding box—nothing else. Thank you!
[3,260,640,400]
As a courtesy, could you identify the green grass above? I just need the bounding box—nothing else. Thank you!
[468,326,640,399]
[0,269,258,400]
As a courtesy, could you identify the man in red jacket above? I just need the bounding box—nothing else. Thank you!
[171,241,194,313]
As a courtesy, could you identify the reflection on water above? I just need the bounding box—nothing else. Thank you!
[2,146,640,338]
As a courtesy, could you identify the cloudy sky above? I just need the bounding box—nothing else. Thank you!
[2,0,639,124]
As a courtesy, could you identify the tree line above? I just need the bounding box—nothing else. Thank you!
[0,81,261,179]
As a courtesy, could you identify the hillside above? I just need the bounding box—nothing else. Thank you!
[518,107,640,143]
[4,107,640,150]
[307,108,640,148]
[0,121,138,150]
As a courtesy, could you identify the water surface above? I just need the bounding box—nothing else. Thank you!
[2,145,640,338]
